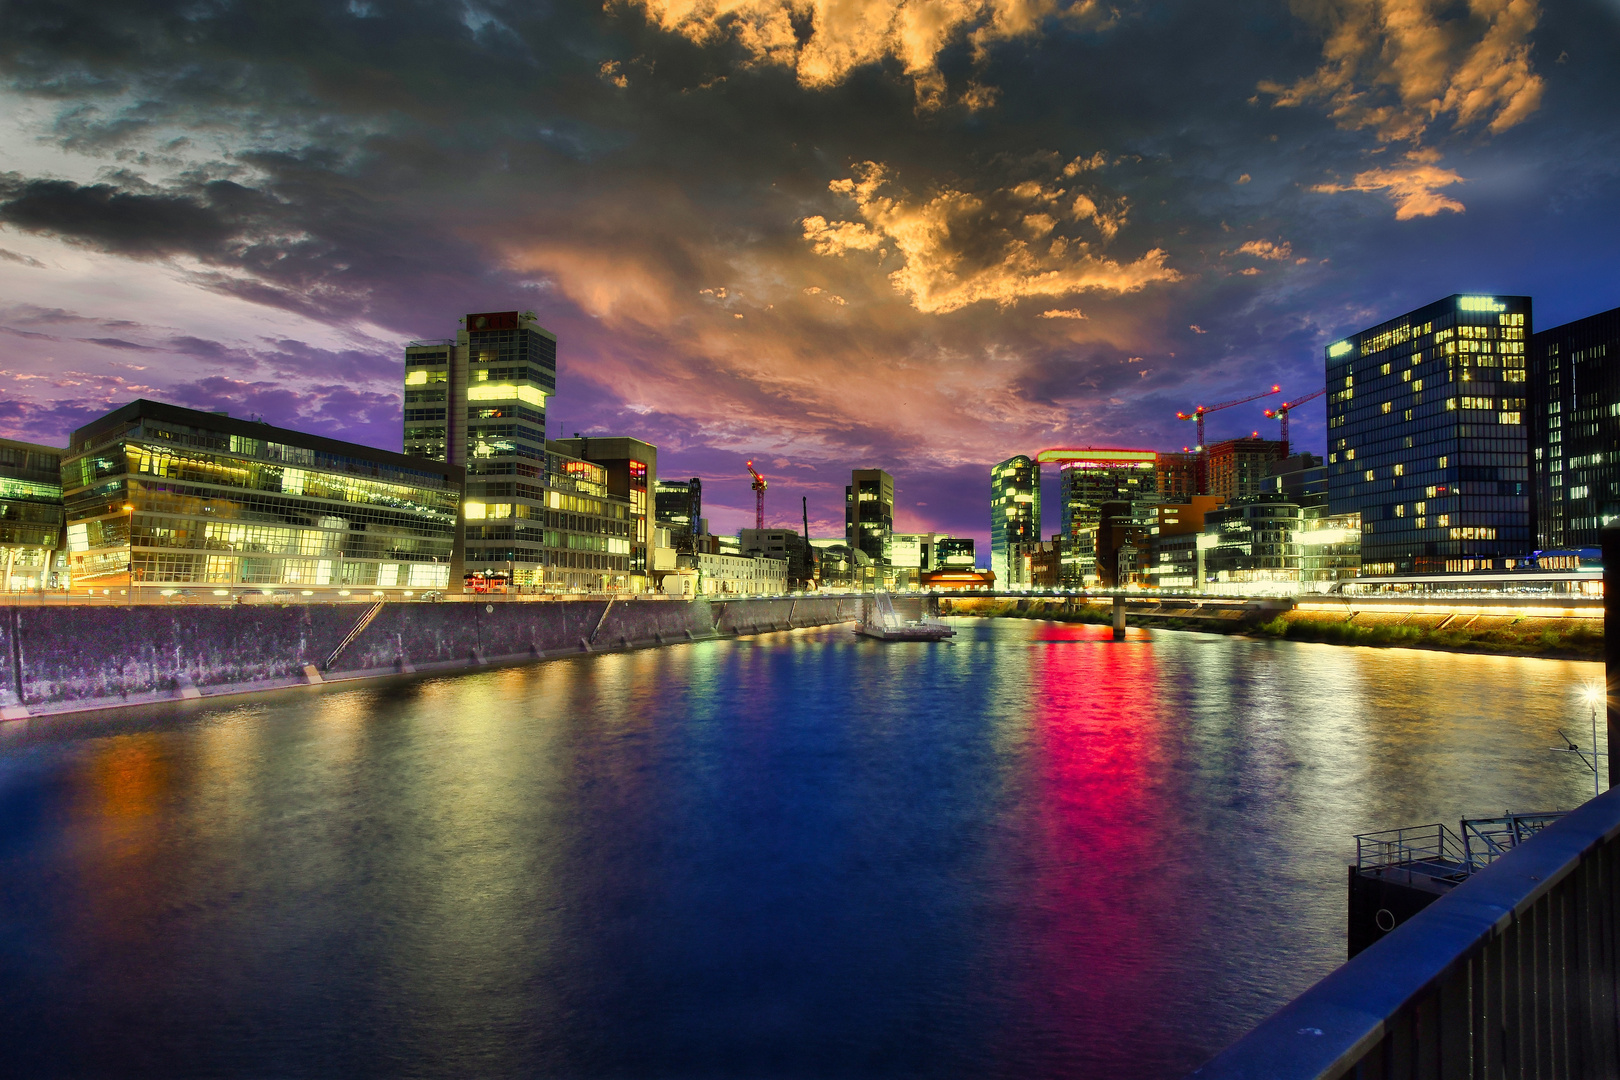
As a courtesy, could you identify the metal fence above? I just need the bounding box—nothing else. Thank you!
[1191,785,1620,1079]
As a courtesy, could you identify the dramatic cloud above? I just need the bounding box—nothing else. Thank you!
[1311,151,1466,219]
[622,0,1099,107]
[801,161,1178,314]
[1261,0,1544,143]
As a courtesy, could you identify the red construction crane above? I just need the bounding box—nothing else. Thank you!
[1175,384,1282,450]
[746,459,767,530]
[1264,387,1327,460]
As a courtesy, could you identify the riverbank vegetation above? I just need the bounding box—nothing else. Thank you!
[945,600,1603,661]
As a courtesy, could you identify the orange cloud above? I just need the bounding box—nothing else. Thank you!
[1231,238,1293,261]
[1262,0,1544,144]
[621,0,1098,108]
[801,162,1178,314]
[1312,155,1466,219]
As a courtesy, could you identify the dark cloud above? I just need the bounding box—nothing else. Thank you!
[0,0,1616,542]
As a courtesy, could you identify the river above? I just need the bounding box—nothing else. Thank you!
[0,618,1603,1078]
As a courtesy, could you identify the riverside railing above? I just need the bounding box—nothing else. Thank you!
[1191,784,1620,1079]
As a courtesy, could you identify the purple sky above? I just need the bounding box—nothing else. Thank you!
[1,0,1617,553]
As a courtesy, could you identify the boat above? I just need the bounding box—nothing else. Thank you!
[854,592,956,641]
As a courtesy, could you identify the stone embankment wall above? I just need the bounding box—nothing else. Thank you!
[0,595,862,719]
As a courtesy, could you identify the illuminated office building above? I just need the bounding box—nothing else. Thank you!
[0,437,64,591]
[846,468,895,584]
[655,477,702,554]
[551,436,658,587]
[62,400,462,596]
[405,310,632,591]
[1326,294,1531,575]
[1531,305,1620,550]
[1056,449,1158,585]
[990,455,1040,588]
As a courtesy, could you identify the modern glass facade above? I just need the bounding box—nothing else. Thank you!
[0,437,65,591]
[1531,305,1620,549]
[1055,450,1158,586]
[845,469,895,584]
[405,310,634,592]
[655,478,702,554]
[62,400,462,595]
[1326,294,1532,574]
[550,437,658,585]
[1203,494,1302,584]
[990,455,1040,589]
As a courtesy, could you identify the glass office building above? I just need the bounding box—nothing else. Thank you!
[1326,294,1532,575]
[0,437,65,591]
[846,468,895,584]
[1055,450,1158,586]
[990,455,1040,589]
[62,400,463,596]
[405,310,633,591]
[655,477,702,554]
[1531,304,1620,550]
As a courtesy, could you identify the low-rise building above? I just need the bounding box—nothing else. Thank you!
[1298,509,1362,589]
[697,552,788,595]
[1148,496,1224,590]
[1203,494,1303,589]
[62,400,463,597]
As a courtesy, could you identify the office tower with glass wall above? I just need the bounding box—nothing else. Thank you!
[655,477,702,554]
[1056,449,1158,585]
[990,455,1040,588]
[62,400,462,596]
[0,437,64,591]
[846,468,895,582]
[1326,293,1532,575]
[405,310,631,591]
[1531,305,1620,550]
[551,436,658,587]
[1206,437,1285,503]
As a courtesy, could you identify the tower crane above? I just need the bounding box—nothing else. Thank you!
[1264,387,1327,460]
[1175,384,1282,450]
[746,460,767,530]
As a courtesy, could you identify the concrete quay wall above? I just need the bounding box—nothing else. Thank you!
[0,595,862,719]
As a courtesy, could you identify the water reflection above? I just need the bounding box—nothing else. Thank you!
[0,621,1602,1078]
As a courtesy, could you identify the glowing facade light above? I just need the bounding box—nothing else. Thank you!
[1327,340,1353,357]
[1458,296,1506,312]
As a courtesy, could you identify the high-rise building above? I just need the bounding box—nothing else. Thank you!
[655,477,702,554]
[1327,293,1532,575]
[1206,438,1285,503]
[63,400,462,596]
[0,437,64,591]
[1055,449,1158,585]
[1156,451,1200,503]
[990,455,1040,588]
[404,310,635,592]
[846,468,895,582]
[1531,305,1620,550]
[551,436,658,587]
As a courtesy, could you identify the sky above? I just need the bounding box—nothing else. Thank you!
[1,0,1618,550]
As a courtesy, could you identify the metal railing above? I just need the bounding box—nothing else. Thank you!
[1356,824,1469,874]
[1191,786,1620,1079]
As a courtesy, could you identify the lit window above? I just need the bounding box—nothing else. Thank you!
[1392,463,1404,476]
[1437,456,1448,468]
[1381,402,1392,414]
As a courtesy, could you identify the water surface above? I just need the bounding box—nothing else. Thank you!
[0,619,1602,1078]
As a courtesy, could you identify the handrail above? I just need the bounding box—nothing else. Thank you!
[1191,785,1620,1078]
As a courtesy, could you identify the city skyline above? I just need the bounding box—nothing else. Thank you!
[1,1,1618,548]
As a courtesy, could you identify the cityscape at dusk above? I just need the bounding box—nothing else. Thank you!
[5,3,1620,1079]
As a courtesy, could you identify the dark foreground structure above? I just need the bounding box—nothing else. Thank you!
[1192,531,1620,1077]
[1194,785,1620,1078]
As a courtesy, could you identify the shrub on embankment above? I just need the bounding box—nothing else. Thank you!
[946,598,1603,659]
[1253,610,1603,659]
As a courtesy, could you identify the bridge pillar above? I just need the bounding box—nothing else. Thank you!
[1112,595,1126,641]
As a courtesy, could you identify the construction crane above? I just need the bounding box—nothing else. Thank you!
[1175,384,1282,450]
[746,459,767,530]
[1264,387,1327,459]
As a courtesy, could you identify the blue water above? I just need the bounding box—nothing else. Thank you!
[0,619,1602,1078]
